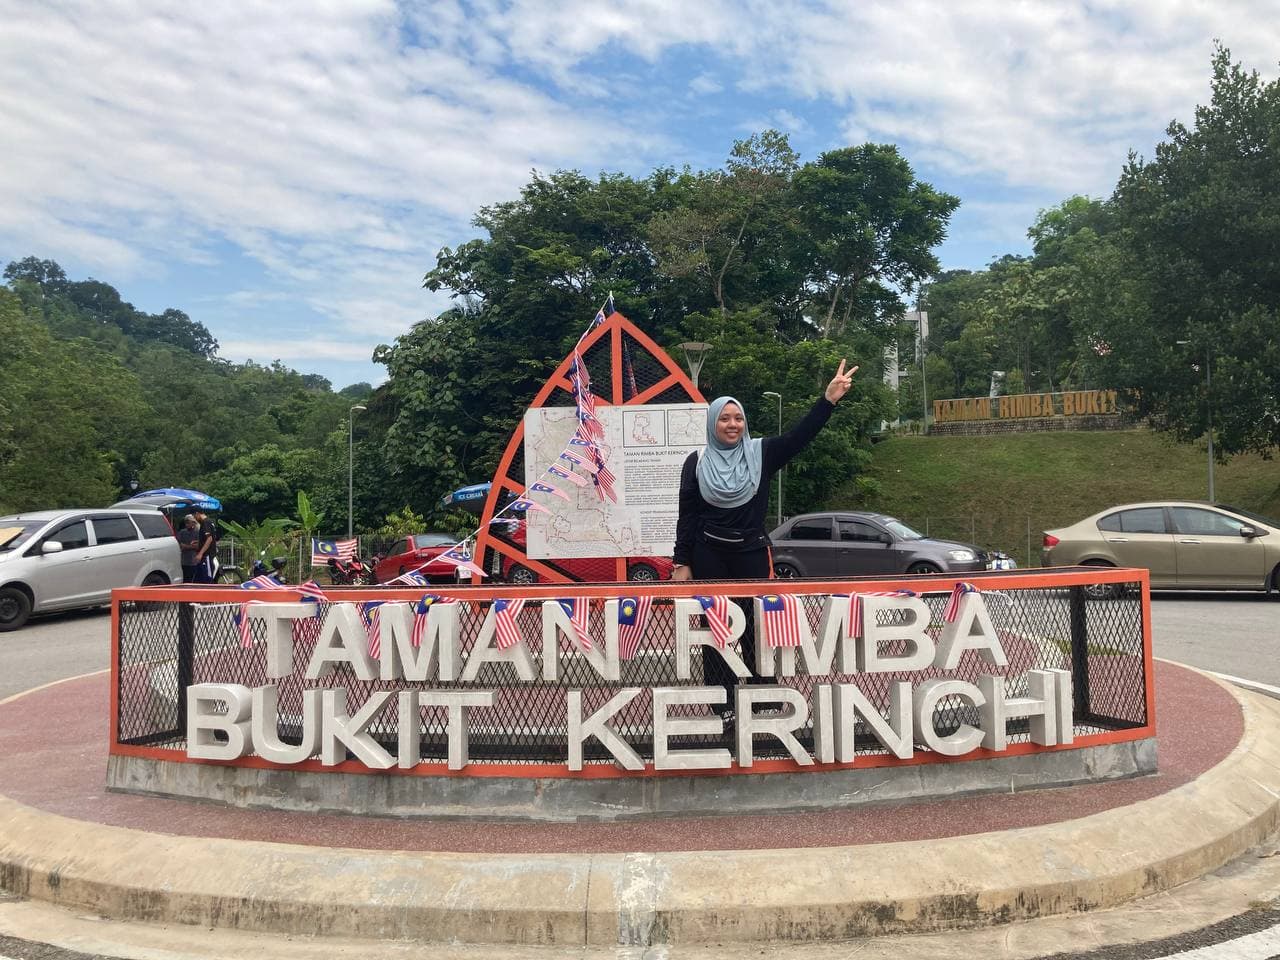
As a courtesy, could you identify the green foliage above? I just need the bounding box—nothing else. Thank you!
[0,288,148,513]
[219,517,298,577]
[1104,44,1280,455]
[371,506,428,541]
[2,260,359,520]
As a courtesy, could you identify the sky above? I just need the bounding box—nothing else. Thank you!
[2,1,1276,389]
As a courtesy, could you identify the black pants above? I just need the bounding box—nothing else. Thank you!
[692,541,770,713]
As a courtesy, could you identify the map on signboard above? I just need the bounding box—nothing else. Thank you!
[523,403,707,559]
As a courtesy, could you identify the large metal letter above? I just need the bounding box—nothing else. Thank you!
[421,690,495,771]
[673,598,749,681]
[652,686,732,770]
[735,686,812,767]
[187,683,252,760]
[305,604,375,680]
[251,685,321,764]
[320,690,394,768]
[859,595,935,672]
[935,593,1008,670]
[913,679,986,757]
[567,688,644,771]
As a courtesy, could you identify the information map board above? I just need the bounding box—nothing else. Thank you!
[523,403,706,559]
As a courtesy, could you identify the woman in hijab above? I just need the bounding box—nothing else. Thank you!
[672,360,857,719]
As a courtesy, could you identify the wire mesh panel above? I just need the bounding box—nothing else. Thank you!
[113,571,1150,772]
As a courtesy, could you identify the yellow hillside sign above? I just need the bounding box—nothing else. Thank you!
[933,390,1120,423]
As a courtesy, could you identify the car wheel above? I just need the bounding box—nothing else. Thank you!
[1269,564,1280,597]
[773,562,801,579]
[142,572,169,586]
[0,587,32,632]
[508,564,538,585]
[627,563,659,582]
[1081,560,1120,600]
[906,561,940,576]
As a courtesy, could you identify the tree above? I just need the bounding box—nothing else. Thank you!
[648,131,798,315]
[790,144,959,338]
[1106,45,1280,455]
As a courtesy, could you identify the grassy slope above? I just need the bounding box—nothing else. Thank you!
[827,429,1280,566]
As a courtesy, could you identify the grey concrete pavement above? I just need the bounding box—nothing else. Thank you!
[0,608,109,701]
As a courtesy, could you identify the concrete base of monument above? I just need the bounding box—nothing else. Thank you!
[104,737,1158,821]
[3,663,1279,947]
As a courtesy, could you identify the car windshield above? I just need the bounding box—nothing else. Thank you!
[0,521,44,552]
[1217,505,1280,528]
[881,518,924,540]
[413,533,456,548]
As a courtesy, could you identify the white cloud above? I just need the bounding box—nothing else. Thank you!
[4,0,1278,383]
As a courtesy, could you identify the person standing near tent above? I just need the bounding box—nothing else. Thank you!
[672,360,857,721]
[191,509,217,583]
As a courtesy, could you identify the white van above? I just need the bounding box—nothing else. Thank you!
[0,508,183,630]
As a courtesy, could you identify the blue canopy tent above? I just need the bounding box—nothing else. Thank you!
[439,482,492,515]
[112,488,223,512]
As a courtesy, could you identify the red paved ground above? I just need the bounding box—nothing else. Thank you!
[0,662,1239,854]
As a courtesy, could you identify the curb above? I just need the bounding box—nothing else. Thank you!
[1,676,1278,946]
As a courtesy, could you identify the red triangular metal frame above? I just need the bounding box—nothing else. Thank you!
[473,311,705,583]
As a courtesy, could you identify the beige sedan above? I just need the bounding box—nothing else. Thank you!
[1042,501,1280,597]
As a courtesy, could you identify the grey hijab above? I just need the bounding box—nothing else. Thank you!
[696,396,763,509]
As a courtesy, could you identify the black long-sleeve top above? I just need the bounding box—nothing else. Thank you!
[673,396,835,567]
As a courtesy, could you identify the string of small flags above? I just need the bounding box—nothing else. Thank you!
[394,295,623,584]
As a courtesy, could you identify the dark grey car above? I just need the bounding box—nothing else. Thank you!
[769,512,996,579]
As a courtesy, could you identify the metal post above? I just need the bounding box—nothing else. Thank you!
[1205,346,1215,503]
[763,391,783,526]
[1068,586,1091,722]
[347,404,367,539]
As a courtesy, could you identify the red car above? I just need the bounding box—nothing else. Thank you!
[373,533,460,583]
[491,518,673,584]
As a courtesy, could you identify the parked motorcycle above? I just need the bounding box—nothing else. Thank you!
[327,555,375,586]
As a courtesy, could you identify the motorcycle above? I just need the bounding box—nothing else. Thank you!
[251,555,290,581]
[327,555,375,586]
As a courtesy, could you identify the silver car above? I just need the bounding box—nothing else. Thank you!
[0,508,182,630]
[1043,501,1280,596]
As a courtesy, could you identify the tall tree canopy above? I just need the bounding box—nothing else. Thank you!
[377,132,953,516]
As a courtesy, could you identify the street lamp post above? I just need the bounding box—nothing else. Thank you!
[677,342,711,391]
[347,404,367,539]
[1176,341,1214,502]
[762,391,783,527]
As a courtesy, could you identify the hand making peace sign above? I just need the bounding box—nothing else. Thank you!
[824,359,858,403]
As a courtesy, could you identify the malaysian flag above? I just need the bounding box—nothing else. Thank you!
[296,580,328,603]
[311,538,358,563]
[530,480,570,502]
[411,593,452,648]
[693,595,734,648]
[240,574,283,590]
[234,601,259,648]
[436,542,487,578]
[386,569,429,586]
[557,598,593,652]
[621,336,638,400]
[507,497,550,515]
[570,352,604,442]
[943,582,979,622]
[760,593,803,648]
[617,595,652,660]
[558,450,598,474]
[547,464,588,488]
[847,589,919,638]
[589,445,617,503]
[493,598,525,649]
[360,601,384,659]
[589,293,615,328]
